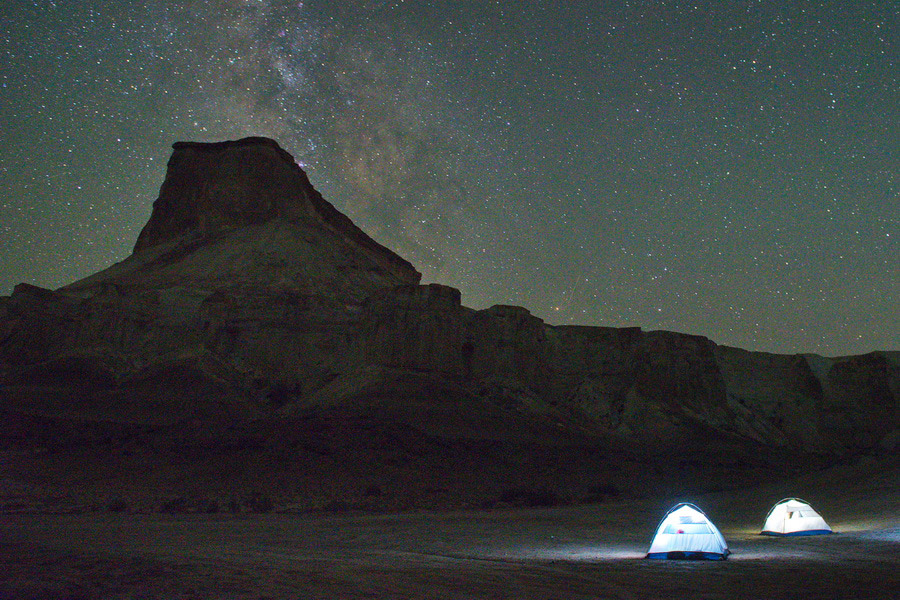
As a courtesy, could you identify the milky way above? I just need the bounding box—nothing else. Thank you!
[0,1,896,356]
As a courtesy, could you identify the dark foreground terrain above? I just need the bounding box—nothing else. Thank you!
[1,457,896,600]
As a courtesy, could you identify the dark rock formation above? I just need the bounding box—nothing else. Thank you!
[1,137,897,463]
[67,137,419,298]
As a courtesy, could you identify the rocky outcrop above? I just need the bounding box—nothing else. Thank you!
[715,347,826,449]
[66,137,419,298]
[1,137,896,456]
[817,352,898,450]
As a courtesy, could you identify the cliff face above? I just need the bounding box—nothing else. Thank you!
[67,137,420,297]
[0,138,896,456]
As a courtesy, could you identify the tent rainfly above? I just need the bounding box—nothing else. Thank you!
[646,503,729,560]
[760,498,832,536]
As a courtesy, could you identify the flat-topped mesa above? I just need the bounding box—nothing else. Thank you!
[63,137,420,294]
[132,136,418,284]
[134,138,302,251]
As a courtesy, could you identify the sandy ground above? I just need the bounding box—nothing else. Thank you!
[1,463,897,600]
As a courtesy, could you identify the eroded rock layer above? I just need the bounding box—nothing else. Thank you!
[0,138,896,458]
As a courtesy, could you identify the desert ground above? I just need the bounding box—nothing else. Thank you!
[1,457,896,600]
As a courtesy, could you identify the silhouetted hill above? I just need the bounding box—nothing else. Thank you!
[0,137,896,513]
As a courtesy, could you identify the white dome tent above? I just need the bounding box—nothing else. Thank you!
[760,498,832,536]
[646,503,729,560]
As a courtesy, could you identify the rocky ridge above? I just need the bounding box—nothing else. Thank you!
[0,137,896,492]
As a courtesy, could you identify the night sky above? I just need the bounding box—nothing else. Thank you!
[1,1,896,357]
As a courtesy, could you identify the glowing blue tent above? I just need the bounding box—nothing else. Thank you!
[646,503,729,560]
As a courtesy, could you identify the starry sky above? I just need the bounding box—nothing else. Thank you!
[1,1,897,357]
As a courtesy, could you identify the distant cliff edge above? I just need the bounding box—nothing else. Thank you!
[1,137,896,459]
